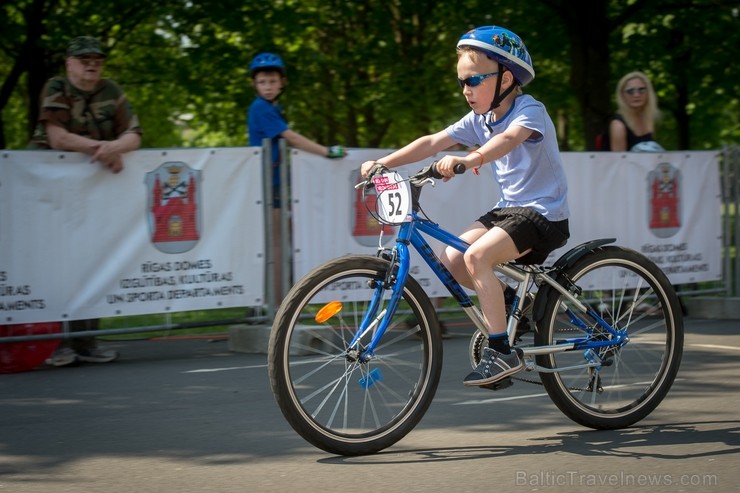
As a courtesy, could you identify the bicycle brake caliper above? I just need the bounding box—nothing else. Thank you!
[378,249,399,288]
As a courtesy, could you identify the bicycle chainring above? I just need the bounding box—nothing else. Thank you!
[468,331,487,368]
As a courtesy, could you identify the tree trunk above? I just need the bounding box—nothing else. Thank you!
[0,0,52,147]
[554,0,613,150]
[668,28,691,150]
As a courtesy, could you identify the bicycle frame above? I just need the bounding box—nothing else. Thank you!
[351,208,628,373]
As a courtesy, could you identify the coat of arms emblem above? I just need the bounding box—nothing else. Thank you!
[647,162,681,238]
[145,162,202,253]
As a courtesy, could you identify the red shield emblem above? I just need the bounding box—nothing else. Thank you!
[145,162,202,253]
[647,162,681,238]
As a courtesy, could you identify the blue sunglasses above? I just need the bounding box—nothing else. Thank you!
[457,71,498,88]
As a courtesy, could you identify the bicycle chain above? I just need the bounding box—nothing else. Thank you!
[511,374,591,392]
[512,373,591,392]
[512,374,543,386]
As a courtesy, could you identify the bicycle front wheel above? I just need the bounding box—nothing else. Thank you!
[268,255,442,456]
[536,246,683,430]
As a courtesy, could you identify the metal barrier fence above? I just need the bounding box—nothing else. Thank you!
[722,144,740,296]
[2,144,738,345]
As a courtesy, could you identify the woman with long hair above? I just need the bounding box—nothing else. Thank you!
[608,71,662,151]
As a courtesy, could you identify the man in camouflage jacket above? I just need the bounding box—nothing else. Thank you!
[28,36,142,366]
[28,36,142,174]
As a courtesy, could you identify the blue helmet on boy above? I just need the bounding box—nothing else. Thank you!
[250,52,286,77]
[457,26,535,87]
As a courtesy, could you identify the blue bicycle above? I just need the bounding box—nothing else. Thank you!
[268,164,683,456]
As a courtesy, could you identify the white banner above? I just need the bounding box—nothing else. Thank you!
[0,147,265,324]
[553,151,722,284]
[291,149,721,292]
[0,147,721,325]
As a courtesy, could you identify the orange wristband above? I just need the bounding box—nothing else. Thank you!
[469,150,484,175]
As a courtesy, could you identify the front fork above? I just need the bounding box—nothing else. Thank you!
[349,235,412,361]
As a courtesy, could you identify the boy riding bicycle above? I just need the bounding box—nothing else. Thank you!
[360,26,570,387]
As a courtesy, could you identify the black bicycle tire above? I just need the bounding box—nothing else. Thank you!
[535,245,683,429]
[268,255,442,455]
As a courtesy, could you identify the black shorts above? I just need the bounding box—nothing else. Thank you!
[477,207,570,265]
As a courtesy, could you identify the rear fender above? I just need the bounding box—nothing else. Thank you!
[532,238,616,322]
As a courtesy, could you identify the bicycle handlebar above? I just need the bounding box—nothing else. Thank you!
[355,161,466,189]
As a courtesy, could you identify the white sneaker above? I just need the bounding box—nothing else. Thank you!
[46,347,78,367]
[76,347,118,364]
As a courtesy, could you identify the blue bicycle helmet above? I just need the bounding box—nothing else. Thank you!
[249,52,286,77]
[457,26,534,87]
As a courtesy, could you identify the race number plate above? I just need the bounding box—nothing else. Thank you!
[372,171,411,224]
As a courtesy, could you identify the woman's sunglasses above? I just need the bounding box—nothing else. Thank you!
[457,71,498,88]
[624,87,647,96]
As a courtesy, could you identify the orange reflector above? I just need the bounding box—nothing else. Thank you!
[315,301,343,323]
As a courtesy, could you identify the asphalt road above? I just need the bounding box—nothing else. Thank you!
[1,317,738,493]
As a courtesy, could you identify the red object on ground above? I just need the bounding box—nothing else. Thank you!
[0,323,62,374]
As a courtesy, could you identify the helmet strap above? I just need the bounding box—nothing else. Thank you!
[488,64,516,111]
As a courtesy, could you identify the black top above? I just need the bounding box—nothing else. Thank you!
[605,114,654,150]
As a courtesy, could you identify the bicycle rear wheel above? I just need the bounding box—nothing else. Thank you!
[268,255,442,456]
[535,246,683,430]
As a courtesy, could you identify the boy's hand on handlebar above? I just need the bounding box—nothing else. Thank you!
[360,160,375,178]
[434,156,467,180]
[360,160,387,179]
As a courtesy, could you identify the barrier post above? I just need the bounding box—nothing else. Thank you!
[731,145,740,296]
[262,138,276,318]
[720,145,739,297]
[279,139,291,304]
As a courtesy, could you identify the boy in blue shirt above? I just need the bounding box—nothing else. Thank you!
[360,26,570,387]
[248,52,345,302]
[248,52,345,206]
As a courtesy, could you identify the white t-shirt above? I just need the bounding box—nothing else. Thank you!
[445,94,569,221]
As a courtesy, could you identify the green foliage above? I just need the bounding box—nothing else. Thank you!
[607,0,740,149]
[1,0,738,151]
[99,307,246,340]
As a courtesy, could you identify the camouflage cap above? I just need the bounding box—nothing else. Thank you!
[67,36,106,57]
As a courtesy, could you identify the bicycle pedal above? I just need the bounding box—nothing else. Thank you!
[479,377,514,391]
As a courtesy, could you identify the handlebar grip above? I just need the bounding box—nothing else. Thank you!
[430,161,467,179]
